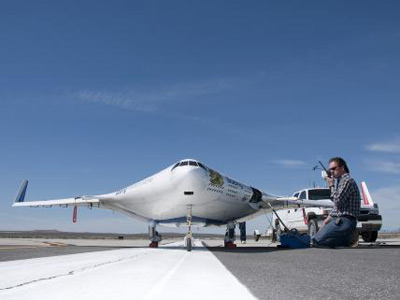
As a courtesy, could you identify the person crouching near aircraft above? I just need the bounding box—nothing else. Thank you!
[312,157,360,248]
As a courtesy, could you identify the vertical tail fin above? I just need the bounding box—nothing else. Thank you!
[360,181,374,206]
[15,180,29,203]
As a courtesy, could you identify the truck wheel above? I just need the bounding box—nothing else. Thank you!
[361,231,378,243]
[307,219,319,238]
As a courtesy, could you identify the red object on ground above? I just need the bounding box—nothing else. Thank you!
[225,242,237,249]
[149,242,159,248]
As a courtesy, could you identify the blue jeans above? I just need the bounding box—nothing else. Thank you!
[312,216,357,248]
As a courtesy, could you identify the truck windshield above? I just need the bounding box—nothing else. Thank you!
[309,189,331,200]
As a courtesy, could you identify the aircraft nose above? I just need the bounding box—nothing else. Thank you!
[172,166,207,194]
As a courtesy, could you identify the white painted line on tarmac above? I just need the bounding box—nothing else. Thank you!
[0,239,256,300]
[141,249,189,300]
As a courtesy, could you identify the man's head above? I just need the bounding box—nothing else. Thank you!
[328,157,350,178]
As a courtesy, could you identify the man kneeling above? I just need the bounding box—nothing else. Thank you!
[312,157,360,248]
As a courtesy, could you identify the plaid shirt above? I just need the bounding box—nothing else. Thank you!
[330,173,360,217]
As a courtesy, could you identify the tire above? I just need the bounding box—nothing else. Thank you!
[307,219,319,238]
[186,238,192,252]
[361,231,378,243]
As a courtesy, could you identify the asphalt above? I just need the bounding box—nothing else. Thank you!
[0,245,123,262]
[0,238,178,262]
[1,237,399,300]
[206,241,400,300]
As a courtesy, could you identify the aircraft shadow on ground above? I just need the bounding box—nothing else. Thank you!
[205,246,310,253]
[204,244,400,253]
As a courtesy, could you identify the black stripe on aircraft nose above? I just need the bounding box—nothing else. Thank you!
[184,191,194,195]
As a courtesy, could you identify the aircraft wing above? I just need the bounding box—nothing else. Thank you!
[12,180,153,224]
[12,180,102,208]
[238,193,333,223]
[12,197,101,208]
[262,193,334,208]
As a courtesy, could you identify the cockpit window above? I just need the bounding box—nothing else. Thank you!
[172,160,207,171]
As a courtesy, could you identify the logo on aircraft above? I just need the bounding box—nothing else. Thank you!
[209,169,224,186]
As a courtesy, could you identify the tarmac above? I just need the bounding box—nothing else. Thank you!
[208,238,400,300]
[0,236,399,300]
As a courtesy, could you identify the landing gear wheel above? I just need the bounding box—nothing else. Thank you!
[149,242,159,248]
[307,219,319,239]
[224,242,237,249]
[148,225,162,248]
[185,205,193,252]
[186,238,192,252]
[361,231,378,243]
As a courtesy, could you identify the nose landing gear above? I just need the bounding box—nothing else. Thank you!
[185,205,193,252]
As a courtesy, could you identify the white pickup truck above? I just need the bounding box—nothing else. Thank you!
[267,181,382,243]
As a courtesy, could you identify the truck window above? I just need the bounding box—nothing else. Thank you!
[299,191,306,199]
[293,192,299,198]
[309,189,331,200]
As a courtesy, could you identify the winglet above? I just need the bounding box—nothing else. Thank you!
[15,180,29,203]
[360,181,374,206]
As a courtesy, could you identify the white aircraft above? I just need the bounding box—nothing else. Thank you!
[13,158,326,251]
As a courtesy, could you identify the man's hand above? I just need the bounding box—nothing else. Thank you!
[321,215,332,228]
[327,177,334,188]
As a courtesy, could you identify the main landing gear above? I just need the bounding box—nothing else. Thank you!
[239,222,246,244]
[149,224,162,248]
[224,223,237,248]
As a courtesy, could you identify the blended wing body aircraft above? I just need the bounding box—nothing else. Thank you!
[13,159,332,251]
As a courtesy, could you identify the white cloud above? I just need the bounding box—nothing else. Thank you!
[371,185,400,230]
[368,160,400,174]
[76,90,156,112]
[75,78,239,112]
[366,139,400,153]
[273,160,307,168]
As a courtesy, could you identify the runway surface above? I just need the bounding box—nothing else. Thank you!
[208,243,400,300]
[0,237,399,300]
[0,239,255,300]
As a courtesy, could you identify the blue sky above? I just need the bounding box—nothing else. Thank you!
[1,1,399,233]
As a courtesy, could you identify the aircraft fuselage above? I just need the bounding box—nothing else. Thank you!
[101,159,261,227]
